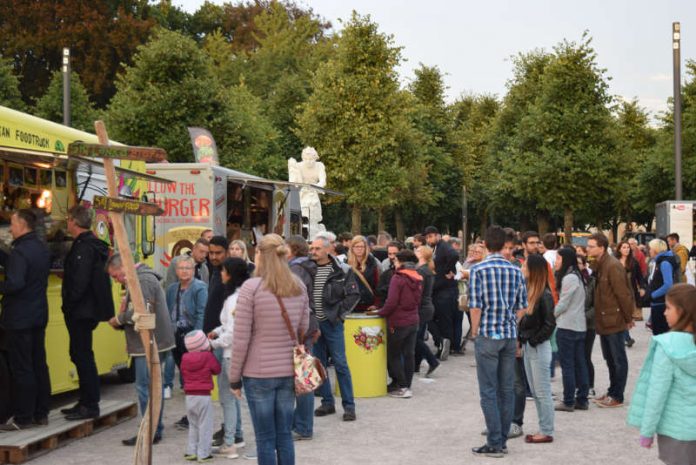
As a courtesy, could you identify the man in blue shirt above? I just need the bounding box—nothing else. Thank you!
[469,225,528,458]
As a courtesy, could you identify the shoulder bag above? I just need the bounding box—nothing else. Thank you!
[276,295,327,395]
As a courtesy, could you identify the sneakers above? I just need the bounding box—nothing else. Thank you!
[588,388,596,399]
[292,432,313,441]
[596,397,624,408]
[625,338,635,348]
[472,445,504,458]
[440,339,451,361]
[314,404,336,417]
[508,423,523,438]
[184,454,197,461]
[198,455,214,463]
[163,387,172,399]
[214,444,239,458]
[342,410,356,421]
[554,402,574,412]
[388,388,412,399]
[481,424,523,438]
[426,361,440,377]
[175,415,189,430]
[235,437,246,448]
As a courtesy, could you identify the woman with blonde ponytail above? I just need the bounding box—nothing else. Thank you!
[229,234,310,465]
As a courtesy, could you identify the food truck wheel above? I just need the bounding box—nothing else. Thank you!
[0,352,11,423]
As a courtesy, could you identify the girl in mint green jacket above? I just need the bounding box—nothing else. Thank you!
[627,283,696,465]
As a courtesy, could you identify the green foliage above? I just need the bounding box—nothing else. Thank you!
[0,57,24,110]
[296,12,416,218]
[34,71,99,132]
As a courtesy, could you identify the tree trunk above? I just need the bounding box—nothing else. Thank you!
[537,210,550,234]
[351,205,361,236]
[611,216,619,244]
[479,207,488,240]
[563,207,573,245]
[395,209,405,241]
[377,208,385,236]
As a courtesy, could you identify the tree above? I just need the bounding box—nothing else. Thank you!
[34,71,98,132]
[511,35,620,242]
[0,0,155,107]
[0,56,24,110]
[296,12,416,234]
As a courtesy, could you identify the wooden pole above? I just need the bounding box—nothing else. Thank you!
[94,121,161,465]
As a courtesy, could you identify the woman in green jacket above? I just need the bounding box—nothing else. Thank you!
[627,283,696,465]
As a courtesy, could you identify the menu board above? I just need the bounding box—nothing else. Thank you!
[669,202,695,247]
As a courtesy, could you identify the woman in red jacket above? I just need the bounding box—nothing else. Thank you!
[370,250,423,399]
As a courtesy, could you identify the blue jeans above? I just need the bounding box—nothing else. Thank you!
[599,332,629,402]
[513,356,527,427]
[523,341,554,436]
[475,337,516,450]
[243,377,295,465]
[556,328,589,407]
[133,351,169,437]
[215,351,242,446]
[163,351,183,390]
[313,320,355,411]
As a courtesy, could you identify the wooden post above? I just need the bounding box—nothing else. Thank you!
[93,121,161,465]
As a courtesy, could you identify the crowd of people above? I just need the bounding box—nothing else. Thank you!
[0,206,694,465]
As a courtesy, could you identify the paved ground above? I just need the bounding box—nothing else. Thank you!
[29,318,658,465]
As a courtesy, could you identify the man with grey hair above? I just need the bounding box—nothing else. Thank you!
[107,254,175,445]
[309,236,361,421]
[314,231,337,256]
[60,205,114,420]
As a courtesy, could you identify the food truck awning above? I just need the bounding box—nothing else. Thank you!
[224,173,343,197]
[0,105,175,184]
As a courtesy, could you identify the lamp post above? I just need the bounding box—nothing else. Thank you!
[62,47,71,127]
[673,22,682,200]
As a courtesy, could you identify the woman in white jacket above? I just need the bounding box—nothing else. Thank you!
[208,257,250,458]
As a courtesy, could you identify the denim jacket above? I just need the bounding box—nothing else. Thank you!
[165,278,208,331]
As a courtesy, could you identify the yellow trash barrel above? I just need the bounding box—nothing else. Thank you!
[340,314,388,398]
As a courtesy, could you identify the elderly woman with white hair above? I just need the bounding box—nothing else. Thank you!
[647,239,679,336]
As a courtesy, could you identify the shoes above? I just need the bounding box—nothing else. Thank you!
[163,387,172,399]
[243,451,257,460]
[314,405,336,417]
[508,423,523,438]
[292,431,313,441]
[235,437,246,448]
[451,349,466,356]
[626,338,635,348]
[122,434,162,446]
[389,388,412,398]
[60,403,81,415]
[472,445,504,458]
[33,417,48,426]
[214,444,239,458]
[387,382,400,393]
[525,434,553,444]
[0,420,35,431]
[342,410,356,421]
[481,424,523,438]
[593,392,609,403]
[175,415,189,430]
[213,425,224,441]
[440,339,451,361]
[65,406,99,421]
[596,397,624,408]
[426,361,440,377]
[574,402,589,410]
[198,455,213,463]
[588,388,596,399]
[554,402,574,412]
[184,454,197,461]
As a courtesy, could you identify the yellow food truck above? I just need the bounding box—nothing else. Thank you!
[0,105,168,414]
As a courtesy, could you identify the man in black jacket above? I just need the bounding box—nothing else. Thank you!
[425,226,460,361]
[202,236,228,333]
[60,205,114,420]
[309,236,361,421]
[0,209,51,430]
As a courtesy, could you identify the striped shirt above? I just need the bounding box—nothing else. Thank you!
[313,264,333,321]
[469,253,527,339]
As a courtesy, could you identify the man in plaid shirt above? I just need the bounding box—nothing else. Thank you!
[468,225,528,458]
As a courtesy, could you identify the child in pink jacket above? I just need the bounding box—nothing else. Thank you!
[181,330,221,462]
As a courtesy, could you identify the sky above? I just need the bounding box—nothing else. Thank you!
[176,0,696,119]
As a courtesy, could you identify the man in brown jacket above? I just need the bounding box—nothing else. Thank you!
[587,233,635,408]
[667,233,689,282]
